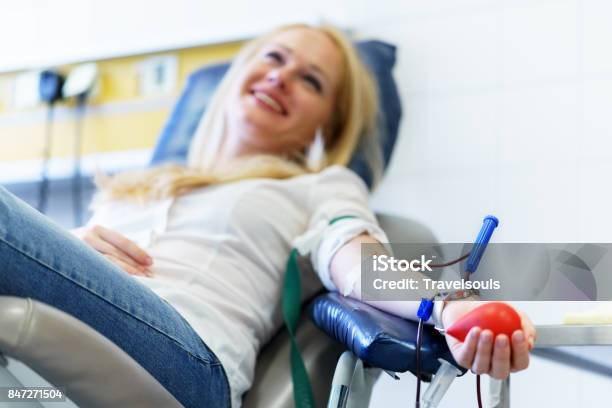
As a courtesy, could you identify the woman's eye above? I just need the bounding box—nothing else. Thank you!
[303,74,322,93]
[265,51,284,63]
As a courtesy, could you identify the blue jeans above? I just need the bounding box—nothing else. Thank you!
[0,186,231,407]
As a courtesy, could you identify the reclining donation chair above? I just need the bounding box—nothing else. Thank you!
[0,39,465,407]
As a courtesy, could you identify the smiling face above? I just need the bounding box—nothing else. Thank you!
[224,27,345,158]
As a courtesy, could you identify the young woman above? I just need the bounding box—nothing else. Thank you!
[0,24,535,407]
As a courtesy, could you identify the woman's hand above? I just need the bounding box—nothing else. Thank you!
[442,301,536,379]
[72,225,154,277]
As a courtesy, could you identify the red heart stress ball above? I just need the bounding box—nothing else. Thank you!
[445,302,522,342]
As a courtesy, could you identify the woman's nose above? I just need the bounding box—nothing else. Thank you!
[266,66,295,90]
[266,69,285,89]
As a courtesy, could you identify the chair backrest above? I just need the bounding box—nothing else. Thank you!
[150,40,402,188]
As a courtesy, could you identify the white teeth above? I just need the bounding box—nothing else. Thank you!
[254,91,283,114]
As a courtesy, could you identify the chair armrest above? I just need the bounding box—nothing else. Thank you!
[309,293,467,378]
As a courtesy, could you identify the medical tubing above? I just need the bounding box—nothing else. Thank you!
[465,215,499,274]
[415,317,424,408]
[429,252,470,269]
[413,252,470,271]
[476,375,483,408]
[415,252,470,408]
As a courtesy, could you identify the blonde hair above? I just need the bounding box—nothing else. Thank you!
[97,23,381,203]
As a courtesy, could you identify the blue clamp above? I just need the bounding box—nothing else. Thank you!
[465,215,499,274]
[417,298,434,321]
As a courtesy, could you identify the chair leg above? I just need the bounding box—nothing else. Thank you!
[489,377,510,408]
[328,351,357,408]
[327,351,379,408]
[346,361,379,408]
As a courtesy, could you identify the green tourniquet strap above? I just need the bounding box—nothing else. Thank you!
[282,215,358,408]
[283,248,315,408]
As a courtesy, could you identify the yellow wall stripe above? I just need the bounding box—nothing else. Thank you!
[0,41,244,164]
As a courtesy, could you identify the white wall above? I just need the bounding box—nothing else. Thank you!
[362,0,612,244]
[0,0,353,72]
[353,1,612,406]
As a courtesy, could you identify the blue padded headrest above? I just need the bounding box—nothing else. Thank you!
[150,40,401,188]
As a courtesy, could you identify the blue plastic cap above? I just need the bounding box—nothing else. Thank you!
[484,215,499,228]
[417,298,434,321]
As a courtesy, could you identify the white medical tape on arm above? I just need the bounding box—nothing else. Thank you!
[341,263,362,297]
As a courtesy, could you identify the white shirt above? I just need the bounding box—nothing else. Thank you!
[86,165,387,407]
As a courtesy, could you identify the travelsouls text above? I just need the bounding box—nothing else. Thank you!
[372,278,501,291]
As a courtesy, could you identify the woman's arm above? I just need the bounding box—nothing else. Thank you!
[329,233,535,379]
[329,233,422,318]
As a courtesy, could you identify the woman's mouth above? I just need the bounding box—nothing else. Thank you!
[251,90,288,116]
